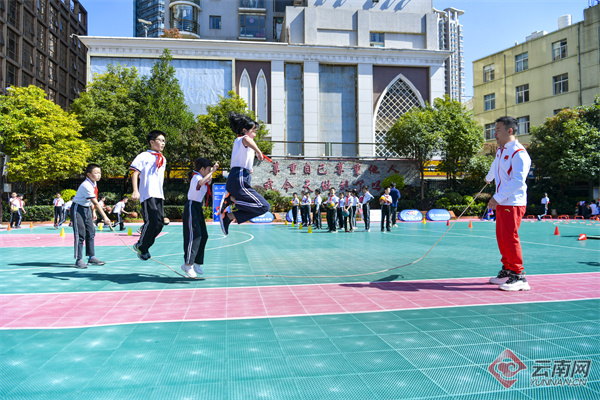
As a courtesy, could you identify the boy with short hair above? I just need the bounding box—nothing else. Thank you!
[130,130,167,261]
[72,164,111,269]
[325,188,339,233]
[53,193,65,229]
[9,192,22,229]
[290,193,299,225]
[380,187,392,232]
[361,186,374,232]
[111,197,129,231]
[312,188,322,230]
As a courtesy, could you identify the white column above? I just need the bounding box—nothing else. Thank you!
[357,63,374,157]
[303,61,320,157]
[270,60,285,157]
[429,63,446,101]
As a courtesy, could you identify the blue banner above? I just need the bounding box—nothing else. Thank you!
[250,212,275,223]
[212,183,227,222]
[399,209,423,222]
[426,209,451,221]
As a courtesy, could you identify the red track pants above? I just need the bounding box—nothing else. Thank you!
[496,205,526,274]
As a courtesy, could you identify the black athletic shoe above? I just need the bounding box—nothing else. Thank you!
[75,259,88,269]
[88,257,106,266]
[221,214,232,236]
[133,243,151,261]
[489,268,511,284]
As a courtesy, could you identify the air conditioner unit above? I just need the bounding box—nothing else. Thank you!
[293,0,304,6]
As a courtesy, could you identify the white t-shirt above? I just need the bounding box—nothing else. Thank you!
[326,195,339,208]
[53,198,65,207]
[313,195,322,206]
[73,178,97,207]
[590,203,599,215]
[361,192,374,205]
[231,135,254,171]
[64,200,73,210]
[112,201,125,215]
[130,150,166,203]
[338,197,346,207]
[541,196,549,205]
[187,172,208,203]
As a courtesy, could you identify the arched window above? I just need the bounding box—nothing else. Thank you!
[374,74,425,157]
[255,69,267,122]
[239,69,252,110]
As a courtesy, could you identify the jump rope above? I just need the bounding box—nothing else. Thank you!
[108,173,490,280]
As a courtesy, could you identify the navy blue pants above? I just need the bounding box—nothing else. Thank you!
[72,204,95,260]
[137,197,164,254]
[225,167,270,224]
[183,200,208,265]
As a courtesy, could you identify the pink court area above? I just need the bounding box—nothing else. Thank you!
[1,272,598,329]
[0,232,167,247]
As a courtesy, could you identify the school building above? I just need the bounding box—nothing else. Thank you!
[80,0,452,161]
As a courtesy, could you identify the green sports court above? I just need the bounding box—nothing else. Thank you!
[1,218,599,399]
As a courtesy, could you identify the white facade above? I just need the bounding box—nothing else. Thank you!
[83,0,450,159]
[435,7,465,102]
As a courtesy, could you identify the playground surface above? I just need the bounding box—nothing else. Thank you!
[1,219,599,400]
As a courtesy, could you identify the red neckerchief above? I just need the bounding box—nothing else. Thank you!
[86,178,98,199]
[150,151,164,169]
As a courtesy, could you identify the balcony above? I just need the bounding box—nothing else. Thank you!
[170,0,201,7]
[170,18,200,37]
[239,0,266,12]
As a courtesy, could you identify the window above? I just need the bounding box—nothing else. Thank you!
[22,72,33,87]
[170,4,199,34]
[553,73,568,95]
[554,108,565,115]
[370,32,384,47]
[485,123,495,140]
[37,21,46,51]
[517,116,530,135]
[209,15,221,29]
[24,11,35,42]
[239,14,265,38]
[49,34,57,59]
[7,63,18,87]
[22,42,34,71]
[7,30,18,61]
[552,39,567,61]
[239,0,265,8]
[516,84,529,104]
[8,0,20,29]
[484,93,495,111]
[48,61,57,86]
[36,52,45,79]
[483,64,495,82]
[515,52,528,72]
[37,0,46,20]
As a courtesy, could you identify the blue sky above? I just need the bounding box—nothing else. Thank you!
[83,0,593,98]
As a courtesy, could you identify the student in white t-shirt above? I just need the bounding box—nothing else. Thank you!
[71,164,111,269]
[219,113,270,236]
[130,130,166,261]
[290,193,299,225]
[312,188,322,230]
[53,193,65,229]
[111,197,129,231]
[361,186,374,232]
[325,188,339,233]
[61,196,74,226]
[9,192,23,229]
[180,158,219,278]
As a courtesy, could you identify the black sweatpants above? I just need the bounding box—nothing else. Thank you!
[72,204,95,260]
[327,207,337,232]
[381,204,391,231]
[137,197,164,254]
[291,205,299,224]
[113,212,124,230]
[183,200,208,265]
[54,206,63,226]
[313,204,322,229]
[362,204,370,230]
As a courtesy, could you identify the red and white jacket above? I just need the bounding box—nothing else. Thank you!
[485,139,531,206]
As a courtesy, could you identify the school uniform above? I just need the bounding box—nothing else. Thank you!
[291,197,300,224]
[325,195,339,232]
[53,198,65,226]
[381,194,392,232]
[343,196,352,232]
[183,171,210,266]
[361,191,374,231]
[350,195,358,229]
[312,195,322,229]
[225,136,270,224]
[112,201,126,231]
[389,187,401,226]
[300,195,311,226]
[61,200,73,225]
[9,198,23,228]
[71,178,98,260]
[337,197,345,229]
[130,150,166,255]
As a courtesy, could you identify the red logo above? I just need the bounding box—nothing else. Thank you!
[488,349,527,388]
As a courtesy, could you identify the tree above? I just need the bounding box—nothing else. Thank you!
[433,96,484,189]
[386,106,442,202]
[0,86,91,203]
[197,91,272,170]
[134,49,198,178]
[70,64,144,178]
[528,98,600,199]
[161,28,182,38]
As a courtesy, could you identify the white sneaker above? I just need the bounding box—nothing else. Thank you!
[181,264,197,278]
[499,273,531,291]
[193,264,204,275]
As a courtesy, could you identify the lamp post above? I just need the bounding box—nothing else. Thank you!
[138,18,152,37]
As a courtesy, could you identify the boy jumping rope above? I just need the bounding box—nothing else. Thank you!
[72,164,111,269]
[181,158,219,278]
[219,113,270,235]
[131,130,167,260]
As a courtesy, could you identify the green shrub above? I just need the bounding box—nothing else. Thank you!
[462,195,474,205]
[3,205,54,222]
[164,191,187,206]
[100,192,121,205]
[435,197,450,209]
[445,192,463,204]
[382,174,405,191]
[447,203,487,217]
[164,205,184,220]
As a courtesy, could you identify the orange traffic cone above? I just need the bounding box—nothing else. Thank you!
[468,220,473,228]
[578,233,587,241]
[30,222,33,228]
[554,226,560,236]
[6,224,11,231]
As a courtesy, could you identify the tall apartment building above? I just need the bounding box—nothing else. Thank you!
[134,0,165,38]
[473,3,600,147]
[435,7,465,102]
[1,0,87,109]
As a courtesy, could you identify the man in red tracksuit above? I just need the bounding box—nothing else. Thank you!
[485,116,532,291]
